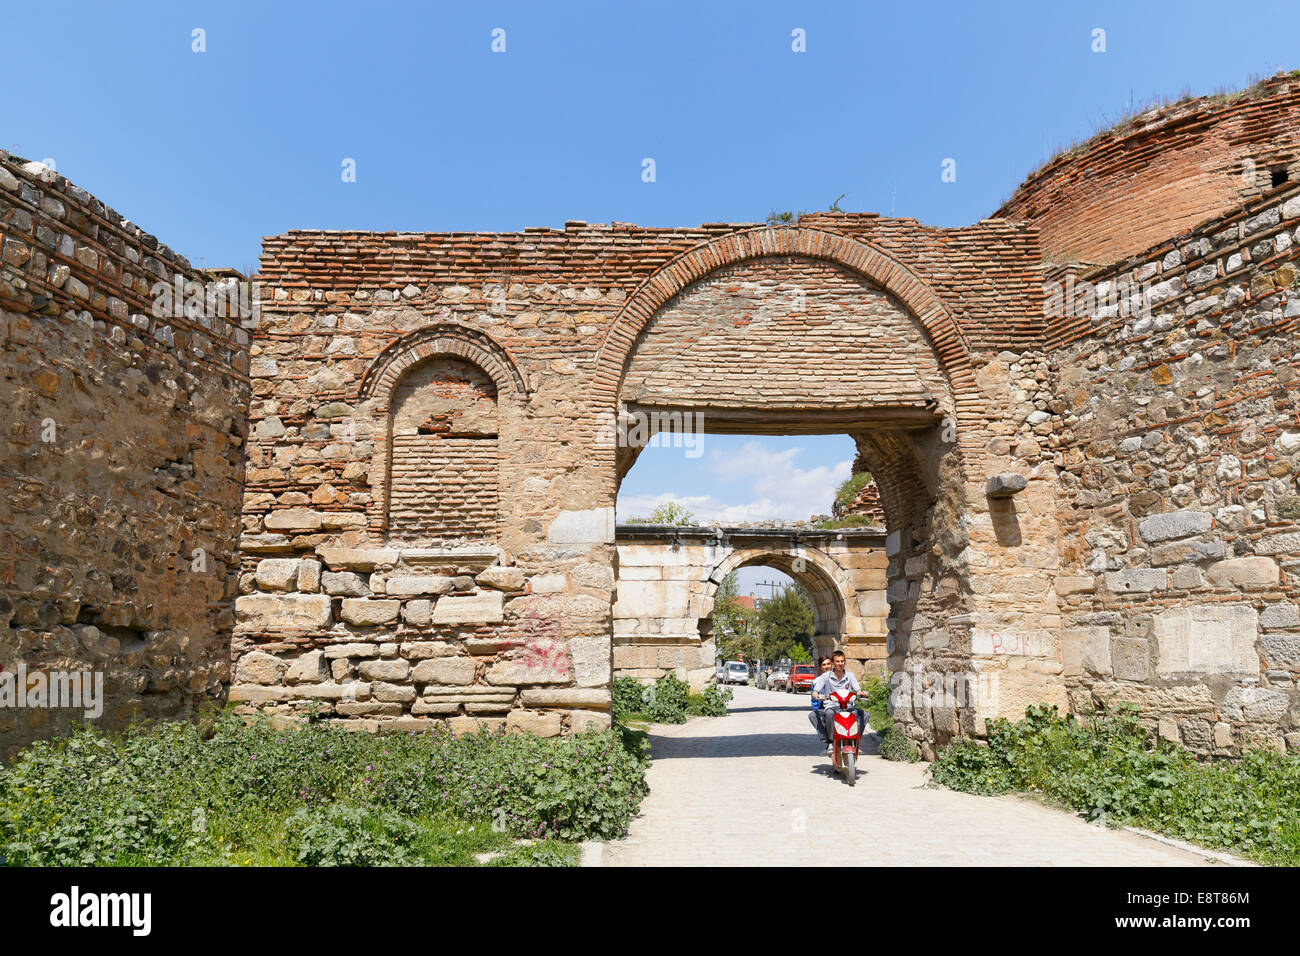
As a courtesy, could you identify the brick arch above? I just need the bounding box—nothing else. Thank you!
[358,323,527,405]
[593,225,983,468]
[357,324,525,540]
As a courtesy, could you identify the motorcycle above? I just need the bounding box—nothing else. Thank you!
[826,690,862,786]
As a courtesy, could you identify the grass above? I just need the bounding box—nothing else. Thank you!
[931,703,1300,866]
[0,710,648,867]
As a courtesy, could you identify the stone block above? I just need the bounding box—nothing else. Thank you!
[1060,626,1111,677]
[285,649,329,684]
[386,575,455,597]
[506,710,563,736]
[322,642,381,659]
[264,509,324,531]
[985,472,1027,498]
[316,547,400,570]
[358,659,410,681]
[448,716,506,735]
[1220,686,1290,723]
[431,592,503,624]
[402,600,432,625]
[547,507,614,544]
[476,566,526,591]
[236,651,286,685]
[519,688,611,709]
[1204,557,1279,588]
[411,657,476,685]
[1260,603,1300,629]
[567,710,613,733]
[1110,638,1148,681]
[297,560,321,592]
[322,571,368,596]
[1153,605,1259,676]
[235,594,332,629]
[371,682,417,703]
[1137,510,1212,543]
[1103,569,1167,594]
[255,558,300,591]
[401,641,457,659]
[339,599,400,626]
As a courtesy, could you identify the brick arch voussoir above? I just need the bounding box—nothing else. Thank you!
[594,226,984,471]
[358,323,527,410]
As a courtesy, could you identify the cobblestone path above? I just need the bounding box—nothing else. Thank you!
[599,685,1220,866]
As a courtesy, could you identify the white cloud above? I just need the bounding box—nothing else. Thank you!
[617,442,852,524]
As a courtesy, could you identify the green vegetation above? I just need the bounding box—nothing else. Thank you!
[757,586,815,661]
[612,675,733,724]
[625,502,695,526]
[930,704,1300,865]
[860,673,919,762]
[712,571,759,662]
[0,712,648,866]
[833,471,873,512]
[815,514,875,530]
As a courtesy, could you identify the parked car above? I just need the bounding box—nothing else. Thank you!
[767,666,789,690]
[723,660,750,685]
[785,664,818,693]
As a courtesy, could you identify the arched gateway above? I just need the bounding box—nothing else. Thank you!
[233,217,1066,758]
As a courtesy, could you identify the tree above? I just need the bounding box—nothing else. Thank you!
[711,572,759,662]
[626,502,695,526]
[758,586,815,660]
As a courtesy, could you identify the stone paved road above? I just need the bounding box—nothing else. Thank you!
[600,685,1220,866]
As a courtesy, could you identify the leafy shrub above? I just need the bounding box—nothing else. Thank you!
[878,726,920,763]
[612,676,648,721]
[930,703,1300,865]
[687,683,733,717]
[0,712,649,865]
[287,803,421,867]
[644,675,691,724]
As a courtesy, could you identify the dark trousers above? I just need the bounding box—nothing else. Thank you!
[815,706,867,744]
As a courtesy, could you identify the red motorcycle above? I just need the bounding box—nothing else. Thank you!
[827,690,862,786]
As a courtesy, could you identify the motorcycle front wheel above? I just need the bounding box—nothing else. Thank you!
[844,751,856,786]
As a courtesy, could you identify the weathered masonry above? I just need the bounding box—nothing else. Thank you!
[613,525,888,686]
[4,72,1300,757]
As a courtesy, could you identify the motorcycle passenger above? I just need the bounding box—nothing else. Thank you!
[807,656,834,746]
[813,650,867,754]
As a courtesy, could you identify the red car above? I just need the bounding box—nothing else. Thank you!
[785,664,818,693]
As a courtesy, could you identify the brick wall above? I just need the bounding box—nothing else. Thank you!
[0,153,250,754]
[999,72,1300,266]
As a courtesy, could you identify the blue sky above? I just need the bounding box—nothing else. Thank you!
[5,0,1294,590]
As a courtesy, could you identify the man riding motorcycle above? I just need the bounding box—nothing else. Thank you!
[811,651,869,755]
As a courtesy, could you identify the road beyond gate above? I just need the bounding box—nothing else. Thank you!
[599,685,1221,867]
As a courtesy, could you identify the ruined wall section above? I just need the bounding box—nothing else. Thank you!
[999,72,1300,266]
[243,219,1043,738]
[0,154,250,753]
[1049,180,1300,754]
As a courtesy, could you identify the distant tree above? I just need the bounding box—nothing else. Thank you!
[647,502,694,525]
[758,586,816,660]
[787,643,812,664]
[712,572,759,661]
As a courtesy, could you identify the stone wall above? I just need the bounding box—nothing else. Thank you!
[612,527,889,686]
[238,218,1047,741]
[0,153,250,755]
[1047,179,1300,754]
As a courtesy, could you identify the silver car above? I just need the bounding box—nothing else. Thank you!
[723,661,750,685]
